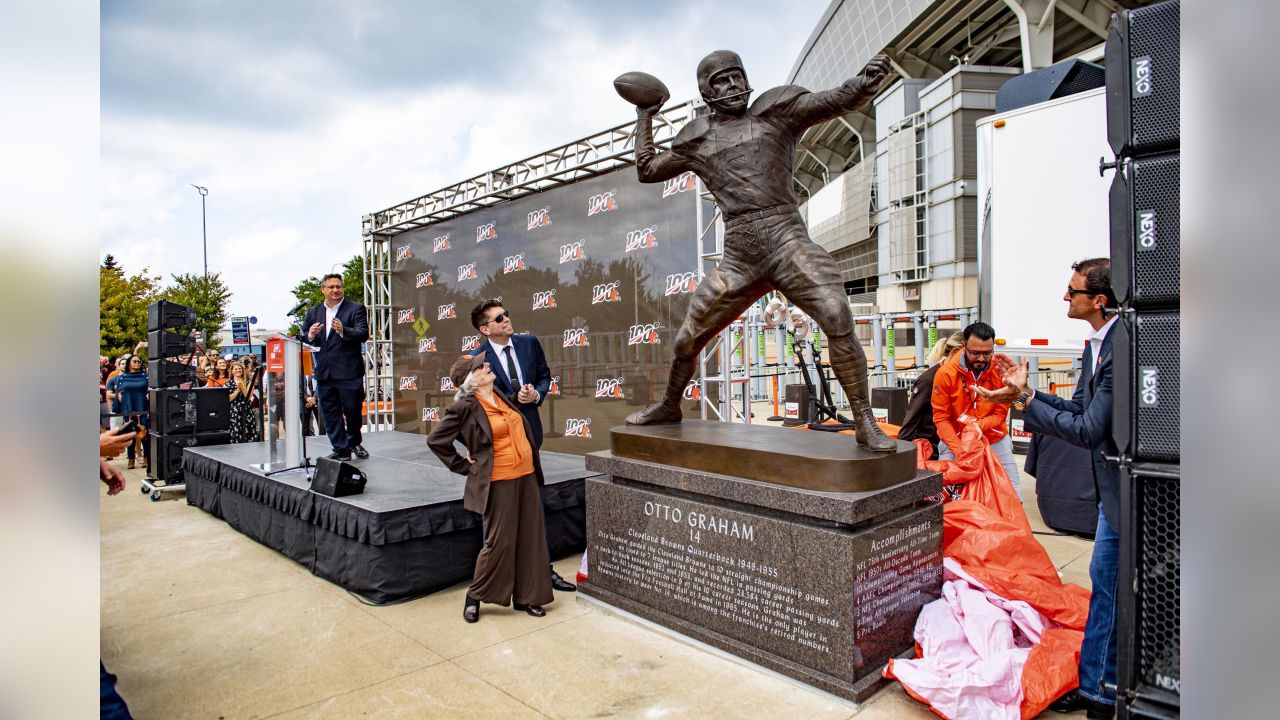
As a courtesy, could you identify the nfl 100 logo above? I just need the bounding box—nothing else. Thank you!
[625,226,657,253]
[587,189,617,216]
[564,417,592,439]
[591,281,621,304]
[628,323,661,345]
[594,377,624,399]
[560,241,585,264]
[532,290,557,310]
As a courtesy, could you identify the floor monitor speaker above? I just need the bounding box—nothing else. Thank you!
[312,457,367,497]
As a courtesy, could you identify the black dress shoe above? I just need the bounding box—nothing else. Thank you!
[550,568,576,592]
[513,603,546,617]
[463,595,480,623]
[326,451,352,461]
[354,445,369,459]
[1049,689,1115,719]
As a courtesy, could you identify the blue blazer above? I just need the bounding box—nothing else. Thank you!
[302,300,369,382]
[478,334,551,447]
[1023,325,1120,529]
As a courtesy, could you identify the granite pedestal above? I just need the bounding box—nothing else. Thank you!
[580,424,943,702]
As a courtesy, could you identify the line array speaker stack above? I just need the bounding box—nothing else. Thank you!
[147,300,231,486]
[1104,2,1180,718]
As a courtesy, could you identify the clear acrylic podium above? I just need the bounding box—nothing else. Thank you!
[253,335,309,474]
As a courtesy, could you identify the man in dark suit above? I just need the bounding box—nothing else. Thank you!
[981,258,1119,719]
[470,299,575,592]
[302,273,369,461]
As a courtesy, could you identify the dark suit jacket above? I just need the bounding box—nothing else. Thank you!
[1023,325,1119,529]
[898,363,942,458]
[426,390,545,515]
[302,300,369,381]
[478,334,551,447]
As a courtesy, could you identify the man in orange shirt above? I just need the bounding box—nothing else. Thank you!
[931,321,1021,500]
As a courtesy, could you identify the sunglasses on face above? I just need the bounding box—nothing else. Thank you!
[486,311,510,325]
[1066,287,1097,297]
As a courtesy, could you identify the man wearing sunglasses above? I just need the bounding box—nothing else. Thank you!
[470,299,574,592]
[978,258,1120,719]
[930,321,1023,500]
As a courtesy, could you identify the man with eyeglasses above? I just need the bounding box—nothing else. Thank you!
[302,273,370,461]
[930,321,1022,499]
[978,258,1120,718]
[469,299,574,592]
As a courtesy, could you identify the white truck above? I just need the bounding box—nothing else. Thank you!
[976,87,1112,358]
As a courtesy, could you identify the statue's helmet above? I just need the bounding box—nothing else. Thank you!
[696,50,748,104]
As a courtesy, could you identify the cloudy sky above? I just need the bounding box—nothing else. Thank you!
[101,0,830,326]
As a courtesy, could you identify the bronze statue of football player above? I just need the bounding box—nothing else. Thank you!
[623,50,896,452]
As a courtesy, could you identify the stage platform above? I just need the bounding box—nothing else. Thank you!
[182,431,593,604]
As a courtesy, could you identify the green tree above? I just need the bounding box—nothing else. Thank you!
[100,256,161,360]
[341,253,365,306]
[163,272,233,352]
[286,275,324,336]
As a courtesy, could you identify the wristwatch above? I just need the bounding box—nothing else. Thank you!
[1013,391,1032,411]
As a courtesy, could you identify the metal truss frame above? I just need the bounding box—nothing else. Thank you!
[363,101,701,237]
[361,100,702,427]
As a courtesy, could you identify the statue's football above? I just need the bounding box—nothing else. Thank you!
[613,71,670,109]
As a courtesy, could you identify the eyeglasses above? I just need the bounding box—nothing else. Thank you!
[965,349,994,359]
[486,311,510,325]
[1066,286,1097,297]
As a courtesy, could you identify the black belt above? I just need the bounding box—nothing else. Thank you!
[724,204,795,228]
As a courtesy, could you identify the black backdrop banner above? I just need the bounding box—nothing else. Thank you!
[389,167,710,455]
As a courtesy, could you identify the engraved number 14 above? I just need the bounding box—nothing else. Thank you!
[689,528,701,544]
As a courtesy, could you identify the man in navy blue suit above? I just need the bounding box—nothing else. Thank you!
[470,299,576,592]
[981,258,1119,719]
[302,273,369,461]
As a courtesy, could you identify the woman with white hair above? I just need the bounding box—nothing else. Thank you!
[427,352,553,624]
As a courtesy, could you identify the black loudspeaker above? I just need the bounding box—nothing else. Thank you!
[148,359,194,389]
[994,58,1105,113]
[149,329,196,359]
[149,387,231,434]
[1117,462,1181,716]
[312,457,367,497]
[1110,154,1180,309]
[1106,0,1180,157]
[1112,311,1180,463]
[150,432,231,482]
[148,300,197,332]
[871,386,909,425]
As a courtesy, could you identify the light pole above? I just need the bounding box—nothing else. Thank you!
[191,184,209,277]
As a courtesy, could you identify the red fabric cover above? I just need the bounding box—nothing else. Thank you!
[891,425,1091,718]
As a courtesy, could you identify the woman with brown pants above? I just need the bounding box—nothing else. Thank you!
[428,352,553,623]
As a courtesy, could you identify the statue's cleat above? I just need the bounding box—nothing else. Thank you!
[855,412,897,452]
[625,402,683,426]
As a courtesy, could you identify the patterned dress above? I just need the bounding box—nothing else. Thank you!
[229,382,259,443]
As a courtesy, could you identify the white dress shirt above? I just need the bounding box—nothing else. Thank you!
[1087,315,1118,377]
[324,299,343,339]
[486,337,523,387]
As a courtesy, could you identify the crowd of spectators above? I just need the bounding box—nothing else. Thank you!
[100,347,326,459]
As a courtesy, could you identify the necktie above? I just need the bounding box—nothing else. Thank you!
[504,346,520,389]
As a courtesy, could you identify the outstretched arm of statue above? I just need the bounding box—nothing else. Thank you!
[634,104,688,183]
[785,53,893,130]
